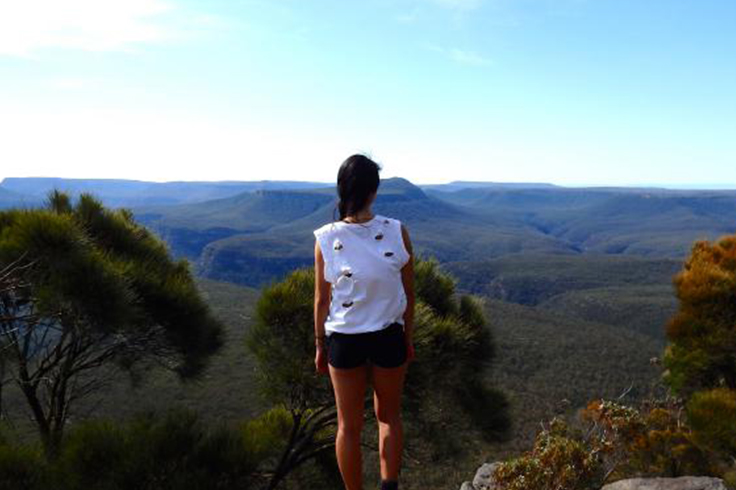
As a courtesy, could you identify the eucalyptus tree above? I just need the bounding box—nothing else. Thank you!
[0,190,224,457]
[246,255,511,489]
[0,256,33,419]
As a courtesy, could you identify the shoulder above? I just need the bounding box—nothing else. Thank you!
[379,216,411,264]
[313,221,338,238]
[313,222,341,257]
[376,214,398,225]
[379,215,410,247]
[378,215,407,233]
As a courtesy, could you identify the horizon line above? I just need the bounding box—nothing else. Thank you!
[2,176,736,191]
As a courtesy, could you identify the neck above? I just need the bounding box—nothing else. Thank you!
[343,210,374,223]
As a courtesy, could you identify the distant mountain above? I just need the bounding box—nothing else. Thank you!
[188,178,584,286]
[432,187,736,256]
[420,181,559,192]
[0,187,41,209]
[0,177,331,207]
[135,188,337,258]
[125,178,736,288]
[191,178,502,284]
[5,176,736,291]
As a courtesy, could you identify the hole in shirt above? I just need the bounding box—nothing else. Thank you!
[384,251,394,257]
[342,301,354,307]
[375,233,384,240]
[334,242,343,250]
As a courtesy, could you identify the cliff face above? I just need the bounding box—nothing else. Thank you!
[459,462,729,490]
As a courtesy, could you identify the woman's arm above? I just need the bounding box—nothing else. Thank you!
[314,239,331,347]
[400,223,415,342]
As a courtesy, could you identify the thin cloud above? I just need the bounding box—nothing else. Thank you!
[448,48,492,66]
[428,0,483,11]
[0,0,174,57]
[428,44,493,67]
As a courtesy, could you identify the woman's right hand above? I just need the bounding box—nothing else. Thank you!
[315,344,329,375]
[406,338,415,363]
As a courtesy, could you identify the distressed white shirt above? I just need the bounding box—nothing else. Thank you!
[313,214,410,335]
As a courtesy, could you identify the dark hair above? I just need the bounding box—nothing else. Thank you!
[333,154,382,221]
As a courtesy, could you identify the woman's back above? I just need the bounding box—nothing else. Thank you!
[313,214,410,335]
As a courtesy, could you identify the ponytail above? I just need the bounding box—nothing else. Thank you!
[332,154,381,221]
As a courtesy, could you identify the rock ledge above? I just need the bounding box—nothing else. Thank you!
[601,476,728,490]
[460,463,728,490]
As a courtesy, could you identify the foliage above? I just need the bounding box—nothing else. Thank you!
[239,405,339,490]
[403,257,511,450]
[663,236,736,397]
[413,254,459,317]
[246,268,333,410]
[0,191,225,456]
[494,396,717,490]
[581,396,714,479]
[244,255,511,488]
[240,406,295,465]
[0,426,45,490]
[687,388,736,458]
[660,233,736,470]
[493,417,603,490]
[0,408,260,490]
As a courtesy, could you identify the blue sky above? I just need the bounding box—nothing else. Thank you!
[1,0,734,186]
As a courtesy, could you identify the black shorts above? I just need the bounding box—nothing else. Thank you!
[326,322,407,369]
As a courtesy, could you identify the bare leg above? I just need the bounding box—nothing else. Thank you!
[329,363,369,490]
[371,361,407,482]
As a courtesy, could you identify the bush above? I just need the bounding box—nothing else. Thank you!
[493,417,603,490]
[581,397,714,478]
[493,397,717,490]
[0,408,262,490]
[662,236,736,398]
[687,388,736,458]
[659,233,736,474]
[0,443,45,490]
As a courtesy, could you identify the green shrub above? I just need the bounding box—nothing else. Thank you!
[688,388,736,458]
[582,397,714,478]
[0,443,45,490]
[493,417,603,490]
[52,420,127,490]
[493,397,718,490]
[49,408,258,490]
[239,406,294,464]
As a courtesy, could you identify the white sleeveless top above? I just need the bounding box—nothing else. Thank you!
[313,214,410,335]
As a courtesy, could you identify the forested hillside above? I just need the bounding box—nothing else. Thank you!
[0,277,668,486]
[2,179,735,488]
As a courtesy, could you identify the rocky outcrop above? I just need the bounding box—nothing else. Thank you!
[460,463,729,490]
[459,462,501,490]
[601,477,728,490]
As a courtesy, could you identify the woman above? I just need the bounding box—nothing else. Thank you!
[313,154,416,490]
